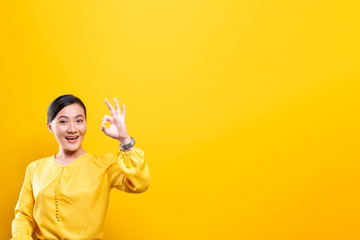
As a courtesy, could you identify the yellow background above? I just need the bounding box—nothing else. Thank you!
[1,0,360,239]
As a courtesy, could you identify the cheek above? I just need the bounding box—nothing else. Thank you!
[79,124,87,135]
[54,125,67,136]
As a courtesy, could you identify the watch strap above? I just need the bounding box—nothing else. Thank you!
[120,136,136,151]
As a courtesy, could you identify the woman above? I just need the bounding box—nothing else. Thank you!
[11,94,150,240]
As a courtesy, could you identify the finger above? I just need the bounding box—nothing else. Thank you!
[101,115,111,135]
[101,115,111,125]
[113,97,121,113]
[122,104,126,117]
[104,98,116,116]
[101,123,110,135]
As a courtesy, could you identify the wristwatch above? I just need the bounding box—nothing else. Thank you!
[120,136,136,151]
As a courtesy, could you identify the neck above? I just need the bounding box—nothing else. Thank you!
[55,146,86,160]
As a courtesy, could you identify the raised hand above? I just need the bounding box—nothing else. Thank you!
[101,97,131,144]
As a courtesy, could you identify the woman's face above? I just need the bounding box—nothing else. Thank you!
[47,103,87,153]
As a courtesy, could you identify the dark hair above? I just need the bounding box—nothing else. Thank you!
[47,94,87,123]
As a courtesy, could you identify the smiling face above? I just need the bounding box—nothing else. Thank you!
[47,103,87,153]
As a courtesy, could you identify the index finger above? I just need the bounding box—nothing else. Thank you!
[113,97,120,113]
[104,98,116,116]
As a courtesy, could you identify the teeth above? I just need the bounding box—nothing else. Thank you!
[66,137,78,140]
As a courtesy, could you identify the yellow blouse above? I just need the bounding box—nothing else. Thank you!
[11,147,150,240]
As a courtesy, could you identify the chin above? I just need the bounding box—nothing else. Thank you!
[68,147,80,152]
[60,137,84,152]
[63,144,82,152]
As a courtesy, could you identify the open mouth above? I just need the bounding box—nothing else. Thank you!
[65,136,79,143]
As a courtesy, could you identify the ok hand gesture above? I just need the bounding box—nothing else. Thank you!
[101,97,131,144]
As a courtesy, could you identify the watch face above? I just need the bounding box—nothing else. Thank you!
[121,137,135,150]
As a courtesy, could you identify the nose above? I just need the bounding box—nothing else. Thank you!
[67,122,77,133]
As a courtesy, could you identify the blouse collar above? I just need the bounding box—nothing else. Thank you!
[51,152,89,168]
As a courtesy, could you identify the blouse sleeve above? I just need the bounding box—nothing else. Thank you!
[106,146,150,193]
[11,163,37,240]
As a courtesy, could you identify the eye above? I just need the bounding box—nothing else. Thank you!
[60,120,67,124]
[77,119,84,123]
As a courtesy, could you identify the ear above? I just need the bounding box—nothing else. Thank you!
[47,121,53,133]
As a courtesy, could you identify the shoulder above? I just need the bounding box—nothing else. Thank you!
[28,155,52,167]
[23,155,53,175]
[87,152,116,168]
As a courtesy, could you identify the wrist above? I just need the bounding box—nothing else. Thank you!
[119,136,136,151]
[122,146,134,152]
[118,136,131,145]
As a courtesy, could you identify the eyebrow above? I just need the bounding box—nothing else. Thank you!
[57,115,85,120]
